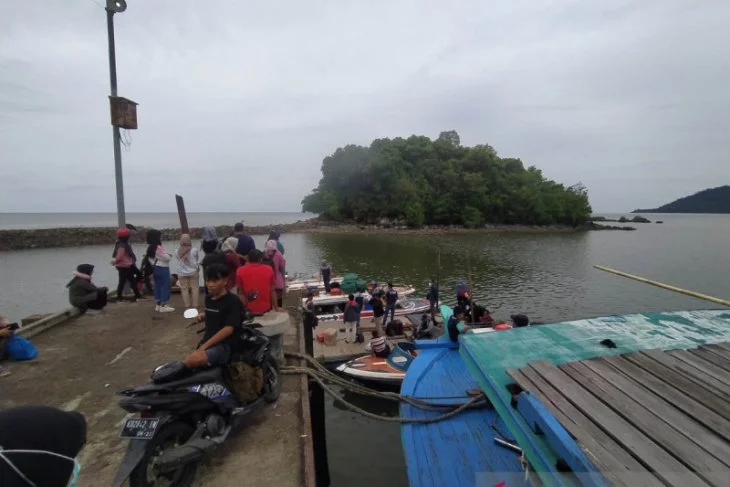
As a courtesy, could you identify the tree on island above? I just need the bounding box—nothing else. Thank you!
[301,131,592,228]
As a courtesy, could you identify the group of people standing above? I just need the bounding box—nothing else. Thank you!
[66,222,287,316]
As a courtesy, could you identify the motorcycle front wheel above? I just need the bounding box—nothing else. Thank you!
[263,355,281,403]
[129,421,197,487]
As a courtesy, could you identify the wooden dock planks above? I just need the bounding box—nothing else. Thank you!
[508,343,730,486]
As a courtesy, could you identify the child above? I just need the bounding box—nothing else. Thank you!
[342,294,360,343]
[365,330,391,358]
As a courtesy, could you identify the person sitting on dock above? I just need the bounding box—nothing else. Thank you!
[183,264,242,369]
[384,283,398,325]
[67,264,108,314]
[365,330,391,358]
[236,249,280,314]
[1,315,12,377]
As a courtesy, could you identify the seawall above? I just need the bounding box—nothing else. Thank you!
[0,220,631,251]
[0,220,318,251]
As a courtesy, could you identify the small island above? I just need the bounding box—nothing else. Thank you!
[632,185,730,214]
[301,131,593,228]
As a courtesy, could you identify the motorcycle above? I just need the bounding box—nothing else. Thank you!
[112,308,281,487]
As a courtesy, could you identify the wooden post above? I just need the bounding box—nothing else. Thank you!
[175,194,189,234]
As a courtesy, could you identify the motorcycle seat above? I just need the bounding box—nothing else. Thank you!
[160,367,223,389]
[151,361,223,388]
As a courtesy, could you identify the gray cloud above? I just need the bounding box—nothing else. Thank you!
[1,0,728,213]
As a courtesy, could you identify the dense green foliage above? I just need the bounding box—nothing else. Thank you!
[633,185,730,214]
[302,131,592,227]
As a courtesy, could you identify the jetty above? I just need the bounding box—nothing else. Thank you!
[1,293,316,487]
[401,309,730,487]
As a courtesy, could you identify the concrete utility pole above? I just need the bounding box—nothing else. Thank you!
[106,0,127,228]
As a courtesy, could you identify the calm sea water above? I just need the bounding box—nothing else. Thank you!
[0,212,314,230]
[1,213,729,486]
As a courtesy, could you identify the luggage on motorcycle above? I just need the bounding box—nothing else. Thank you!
[226,361,264,403]
[230,326,269,366]
[151,361,186,384]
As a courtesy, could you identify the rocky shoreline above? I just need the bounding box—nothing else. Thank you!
[0,219,634,251]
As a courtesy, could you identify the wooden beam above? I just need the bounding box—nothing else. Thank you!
[175,194,189,234]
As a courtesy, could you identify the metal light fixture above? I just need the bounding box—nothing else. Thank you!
[106,0,127,13]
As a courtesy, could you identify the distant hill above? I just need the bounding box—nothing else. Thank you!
[632,185,730,213]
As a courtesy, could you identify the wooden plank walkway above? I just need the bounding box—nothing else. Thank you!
[507,342,730,486]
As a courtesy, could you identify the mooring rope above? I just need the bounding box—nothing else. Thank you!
[283,351,489,423]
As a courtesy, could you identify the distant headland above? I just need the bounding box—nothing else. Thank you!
[632,185,730,214]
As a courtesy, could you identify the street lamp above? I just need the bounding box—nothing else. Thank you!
[105,0,136,228]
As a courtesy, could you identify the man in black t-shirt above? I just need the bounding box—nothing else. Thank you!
[183,263,242,368]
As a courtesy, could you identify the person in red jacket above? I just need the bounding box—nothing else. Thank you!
[236,249,280,314]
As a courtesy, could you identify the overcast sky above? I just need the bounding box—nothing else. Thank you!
[1,0,728,213]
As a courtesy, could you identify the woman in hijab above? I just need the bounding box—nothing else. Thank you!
[268,230,284,255]
[200,226,225,278]
[146,229,174,313]
[0,405,86,487]
[111,228,141,301]
[220,236,241,290]
[66,264,108,313]
[176,234,200,309]
[264,239,286,307]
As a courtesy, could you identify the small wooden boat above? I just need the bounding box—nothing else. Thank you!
[336,342,418,386]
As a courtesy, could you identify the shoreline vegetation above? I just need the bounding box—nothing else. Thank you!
[301,131,594,228]
[0,219,633,251]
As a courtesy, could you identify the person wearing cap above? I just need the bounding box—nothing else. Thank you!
[66,264,108,313]
[111,228,141,301]
[233,222,256,263]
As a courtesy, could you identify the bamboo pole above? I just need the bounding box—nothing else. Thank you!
[467,257,476,323]
[594,265,730,307]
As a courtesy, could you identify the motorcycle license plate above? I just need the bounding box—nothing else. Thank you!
[119,418,160,440]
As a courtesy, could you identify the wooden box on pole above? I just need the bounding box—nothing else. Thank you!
[109,96,138,129]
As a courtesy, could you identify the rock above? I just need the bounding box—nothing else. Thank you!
[618,216,629,223]
[631,215,651,223]
[655,221,663,224]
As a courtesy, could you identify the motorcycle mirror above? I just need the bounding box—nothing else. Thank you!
[183,308,199,319]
